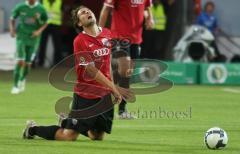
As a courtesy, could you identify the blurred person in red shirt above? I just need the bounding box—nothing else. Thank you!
[99,0,154,119]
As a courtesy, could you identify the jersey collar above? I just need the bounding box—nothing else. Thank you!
[25,0,39,8]
[82,27,103,38]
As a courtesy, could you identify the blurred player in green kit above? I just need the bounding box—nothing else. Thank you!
[9,0,48,94]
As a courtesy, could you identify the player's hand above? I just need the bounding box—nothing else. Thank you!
[116,86,136,103]
[145,18,154,30]
[31,30,41,37]
[112,87,122,104]
[10,29,16,38]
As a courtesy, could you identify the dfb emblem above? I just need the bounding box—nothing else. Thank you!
[101,38,111,47]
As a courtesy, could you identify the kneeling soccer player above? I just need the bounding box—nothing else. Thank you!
[22,6,122,141]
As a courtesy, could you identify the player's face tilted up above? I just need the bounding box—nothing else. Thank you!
[77,7,97,27]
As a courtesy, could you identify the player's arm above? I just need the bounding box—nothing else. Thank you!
[99,5,112,27]
[144,6,154,30]
[110,60,135,102]
[9,4,20,38]
[32,8,48,37]
[31,23,48,37]
[144,0,154,30]
[9,18,16,37]
[84,63,122,104]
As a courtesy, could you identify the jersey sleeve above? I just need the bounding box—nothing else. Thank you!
[104,0,117,8]
[10,4,21,19]
[74,37,94,66]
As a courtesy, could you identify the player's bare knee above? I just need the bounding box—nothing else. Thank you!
[55,129,78,141]
[64,129,78,141]
[69,134,78,141]
[88,131,104,141]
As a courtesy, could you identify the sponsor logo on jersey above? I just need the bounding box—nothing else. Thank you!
[24,17,36,25]
[101,38,111,47]
[93,48,110,57]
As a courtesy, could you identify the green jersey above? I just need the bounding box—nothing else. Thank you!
[11,1,48,42]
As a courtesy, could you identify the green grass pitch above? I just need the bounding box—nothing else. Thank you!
[0,69,240,154]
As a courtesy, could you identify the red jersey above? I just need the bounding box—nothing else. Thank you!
[104,0,151,44]
[73,27,112,99]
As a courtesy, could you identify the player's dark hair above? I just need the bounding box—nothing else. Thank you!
[71,5,88,33]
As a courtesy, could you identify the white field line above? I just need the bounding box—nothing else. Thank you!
[222,88,240,94]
